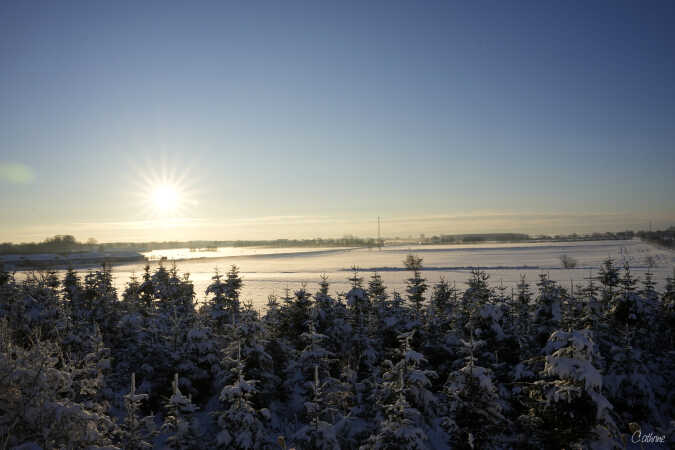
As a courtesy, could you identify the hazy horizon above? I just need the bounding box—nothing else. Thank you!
[2,1,674,243]
[0,210,666,245]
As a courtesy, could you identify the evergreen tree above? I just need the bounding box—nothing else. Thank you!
[442,329,506,449]
[367,271,387,306]
[62,267,81,305]
[119,373,156,450]
[278,287,314,349]
[364,331,433,449]
[348,265,364,289]
[283,320,337,416]
[318,273,330,297]
[216,341,270,449]
[598,257,620,311]
[579,271,602,333]
[161,374,200,449]
[0,328,114,448]
[532,273,563,347]
[404,254,427,320]
[522,329,619,448]
[293,365,341,450]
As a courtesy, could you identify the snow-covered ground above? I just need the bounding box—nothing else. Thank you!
[11,239,674,310]
[141,246,356,261]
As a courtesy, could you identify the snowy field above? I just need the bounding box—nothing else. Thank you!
[15,239,673,310]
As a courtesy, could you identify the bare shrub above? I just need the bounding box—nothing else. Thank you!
[559,254,578,269]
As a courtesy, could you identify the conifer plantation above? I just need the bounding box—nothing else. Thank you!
[1,256,673,449]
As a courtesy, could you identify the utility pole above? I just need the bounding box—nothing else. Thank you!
[377,216,382,250]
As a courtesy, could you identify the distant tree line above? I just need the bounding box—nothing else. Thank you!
[0,234,100,254]
[426,233,530,244]
[423,231,635,245]
[0,235,380,255]
[637,227,675,249]
[1,230,641,256]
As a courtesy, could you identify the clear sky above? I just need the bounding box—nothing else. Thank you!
[2,0,674,242]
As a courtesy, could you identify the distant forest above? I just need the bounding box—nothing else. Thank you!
[637,227,675,249]
[0,229,644,255]
[0,235,380,255]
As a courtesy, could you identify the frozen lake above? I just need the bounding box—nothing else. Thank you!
[13,239,671,310]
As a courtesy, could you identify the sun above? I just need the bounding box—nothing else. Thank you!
[131,155,200,221]
[151,184,180,213]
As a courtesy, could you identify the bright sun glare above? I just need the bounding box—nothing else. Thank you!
[151,184,180,213]
[134,158,197,221]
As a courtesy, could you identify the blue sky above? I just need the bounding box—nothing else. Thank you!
[1,1,674,242]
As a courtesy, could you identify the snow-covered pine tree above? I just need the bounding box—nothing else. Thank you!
[161,373,200,449]
[423,278,457,381]
[363,331,433,449]
[121,272,144,315]
[361,389,429,450]
[64,324,111,418]
[347,271,370,330]
[429,277,455,324]
[404,254,427,321]
[610,262,648,333]
[148,262,171,303]
[532,273,563,347]
[603,326,658,431]
[293,365,341,450]
[377,290,412,360]
[139,264,155,310]
[442,322,505,449]
[0,326,113,448]
[110,272,155,385]
[119,373,156,450]
[663,269,675,348]
[380,331,437,420]
[458,269,492,336]
[579,270,602,333]
[346,271,376,377]
[598,257,620,312]
[640,264,658,303]
[166,263,197,317]
[215,341,271,449]
[180,317,221,399]
[348,265,364,290]
[515,274,532,340]
[318,273,331,297]
[224,264,243,309]
[62,266,82,308]
[277,287,314,349]
[367,271,387,310]
[17,271,68,342]
[80,264,119,341]
[219,302,276,403]
[523,329,619,448]
[283,319,337,417]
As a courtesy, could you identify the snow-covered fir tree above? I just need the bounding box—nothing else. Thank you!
[161,373,200,449]
[522,329,620,448]
[0,253,673,448]
[442,323,506,449]
[215,341,270,449]
[404,254,428,320]
[119,373,156,449]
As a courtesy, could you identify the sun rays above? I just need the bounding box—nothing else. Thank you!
[132,155,200,222]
